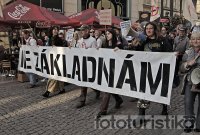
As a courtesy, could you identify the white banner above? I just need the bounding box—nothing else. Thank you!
[18,46,176,105]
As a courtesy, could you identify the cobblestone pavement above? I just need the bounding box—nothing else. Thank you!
[0,78,199,135]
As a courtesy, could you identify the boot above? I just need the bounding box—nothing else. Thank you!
[184,118,194,133]
[161,104,168,115]
[58,89,65,94]
[115,97,123,109]
[194,128,200,132]
[42,91,50,98]
[113,94,123,109]
[95,91,100,99]
[76,101,85,108]
[96,111,107,119]
[133,108,146,127]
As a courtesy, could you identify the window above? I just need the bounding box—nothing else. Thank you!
[144,0,151,5]
[173,0,177,9]
[81,0,127,17]
[197,0,200,13]
[164,0,168,7]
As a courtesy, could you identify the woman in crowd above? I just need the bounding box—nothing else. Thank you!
[42,26,65,98]
[70,31,80,48]
[180,26,200,133]
[97,29,123,118]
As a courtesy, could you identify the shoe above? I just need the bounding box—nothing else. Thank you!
[76,102,85,108]
[194,128,200,132]
[95,91,100,99]
[42,91,50,98]
[58,89,65,94]
[29,85,36,88]
[130,98,138,102]
[161,110,168,115]
[115,98,123,109]
[133,115,146,127]
[184,128,192,133]
[41,78,47,82]
[96,111,107,119]
[184,120,194,133]
[161,105,168,115]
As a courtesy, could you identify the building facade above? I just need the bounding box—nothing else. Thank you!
[2,0,200,21]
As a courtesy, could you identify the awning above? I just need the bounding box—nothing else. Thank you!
[0,17,11,31]
[3,0,49,23]
[2,0,78,27]
[69,8,123,26]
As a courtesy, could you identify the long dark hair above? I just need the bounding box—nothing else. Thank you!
[105,29,117,48]
[144,22,159,39]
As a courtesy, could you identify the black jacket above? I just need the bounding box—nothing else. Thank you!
[49,35,63,47]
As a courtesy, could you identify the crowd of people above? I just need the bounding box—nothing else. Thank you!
[17,21,200,133]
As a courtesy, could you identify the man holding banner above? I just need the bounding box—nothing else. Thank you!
[130,22,172,125]
[75,24,100,108]
[22,30,38,88]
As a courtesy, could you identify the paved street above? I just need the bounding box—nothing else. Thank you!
[0,77,199,135]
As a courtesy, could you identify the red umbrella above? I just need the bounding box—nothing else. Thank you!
[69,8,123,26]
[2,0,78,27]
[69,8,99,25]
[3,0,49,24]
[41,8,79,26]
[112,15,123,25]
[0,17,11,31]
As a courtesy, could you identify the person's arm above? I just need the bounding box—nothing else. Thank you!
[130,24,146,41]
[97,39,102,48]
[92,40,97,48]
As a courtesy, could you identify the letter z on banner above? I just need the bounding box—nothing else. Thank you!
[18,46,176,105]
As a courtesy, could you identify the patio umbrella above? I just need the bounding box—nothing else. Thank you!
[2,0,78,27]
[69,8,99,25]
[3,0,49,24]
[69,8,123,26]
[0,17,11,31]
[41,7,79,26]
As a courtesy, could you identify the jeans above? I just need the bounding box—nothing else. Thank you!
[26,73,36,85]
[184,82,200,129]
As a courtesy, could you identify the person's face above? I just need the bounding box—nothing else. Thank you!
[81,29,90,38]
[94,30,100,38]
[106,31,113,41]
[90,30,95,37]
[178,30,185,37]
[44,36,48,40]
[145,24,154,37]
[190,35,200,51]
[114,29,120,35]
[161,27,167,35]
[41,32,46,37]
[52,28,58,36]
[22,32,29,39]
[169,33,175,39]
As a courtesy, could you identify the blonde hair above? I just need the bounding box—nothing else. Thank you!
[190,32,200,47]
[191,32,200,38]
